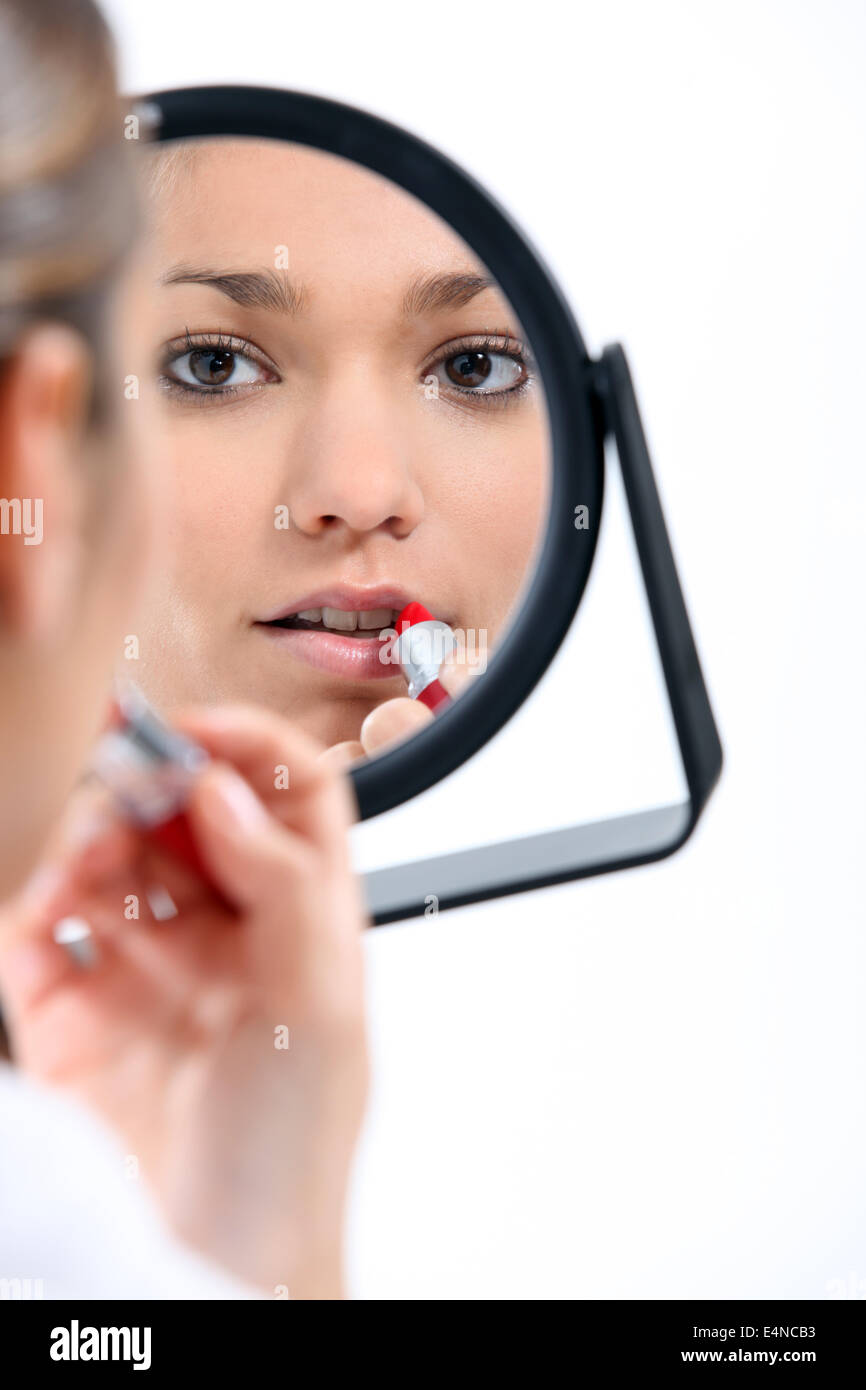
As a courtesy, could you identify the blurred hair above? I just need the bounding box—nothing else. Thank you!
[0,0,139,417]
[145,140,199,202]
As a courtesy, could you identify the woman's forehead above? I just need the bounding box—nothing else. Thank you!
[146,136,483,272]
[143,137,512,321]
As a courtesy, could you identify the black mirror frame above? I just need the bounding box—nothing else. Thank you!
[137,85,722,923]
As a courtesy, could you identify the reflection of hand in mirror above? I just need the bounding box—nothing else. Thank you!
[319,641,489,768]
[129,137,550,757]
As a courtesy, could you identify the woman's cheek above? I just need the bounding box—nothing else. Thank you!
[464,424,547,557]
[167,420,272,552]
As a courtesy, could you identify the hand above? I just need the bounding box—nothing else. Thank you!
[0,705,369,1299]
[320,645,490,767]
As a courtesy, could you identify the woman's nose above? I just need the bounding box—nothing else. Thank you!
[287,377,425,538]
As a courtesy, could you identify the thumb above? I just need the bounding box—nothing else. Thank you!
[359,696,431,754]
[186,763,309,913]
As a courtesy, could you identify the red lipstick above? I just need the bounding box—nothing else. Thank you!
[393,602,455,713]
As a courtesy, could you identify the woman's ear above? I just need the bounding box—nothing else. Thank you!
[0,323,94,643]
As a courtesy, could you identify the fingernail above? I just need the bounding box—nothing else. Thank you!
[65,804,115,852]
[17,864,66,914]
[438,658,470,697]
[53,916,99,969]
[145,884,178,921]
[203,766,269,833]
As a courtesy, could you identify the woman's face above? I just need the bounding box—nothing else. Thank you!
[132,139,551,749]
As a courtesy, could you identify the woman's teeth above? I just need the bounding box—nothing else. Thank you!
[295,606,397,633]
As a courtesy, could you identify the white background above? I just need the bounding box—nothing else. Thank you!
[104,0,866,1298]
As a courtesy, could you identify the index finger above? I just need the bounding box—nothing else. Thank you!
[171,703,359,848]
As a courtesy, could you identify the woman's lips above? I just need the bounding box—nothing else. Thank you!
[255,622,401,680]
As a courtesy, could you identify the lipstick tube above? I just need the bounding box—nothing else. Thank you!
[90,681,225,900]
[393,602,456,712]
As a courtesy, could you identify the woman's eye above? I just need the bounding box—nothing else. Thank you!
[438,349,524,393]
[166,347,267,390]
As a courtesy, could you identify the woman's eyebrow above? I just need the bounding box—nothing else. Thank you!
[401,271,497,317]
[158,265,498,317]
[159,265,305,313]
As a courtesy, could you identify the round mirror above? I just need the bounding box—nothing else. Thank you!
[125,86,603,821]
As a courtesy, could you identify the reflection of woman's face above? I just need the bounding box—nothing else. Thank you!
[133,139,549,748]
